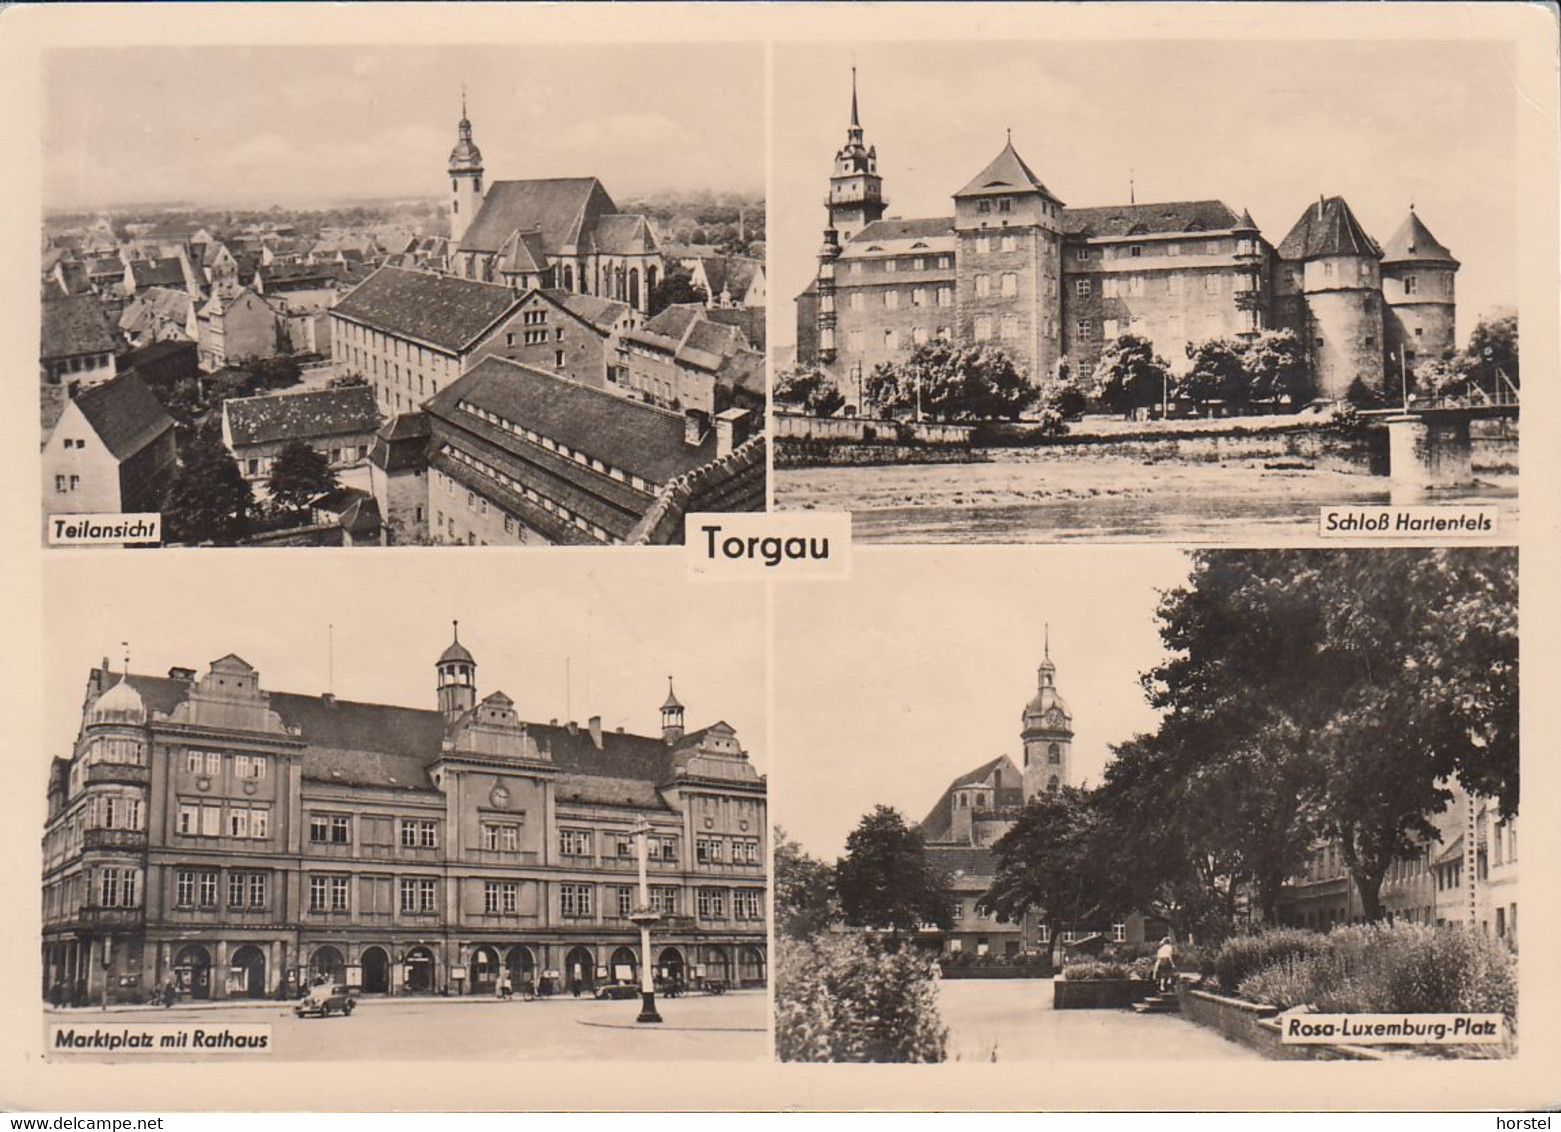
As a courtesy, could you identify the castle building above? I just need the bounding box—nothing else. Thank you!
[799,76,1458,405]
[444,102,663,314]
[41,628,768,1005]
[914,637,1162,958]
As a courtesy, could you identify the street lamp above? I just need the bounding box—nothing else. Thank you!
[629,819,663,1024]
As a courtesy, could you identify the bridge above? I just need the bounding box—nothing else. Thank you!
[1359,379,1519,489]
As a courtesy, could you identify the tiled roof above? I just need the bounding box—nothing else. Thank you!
[98,669,731,796]
[702,307,765,352]
[71,372,175,460]
[917,755,1020,843]
[430,356,719,486]
[496,229,550,275]
[42,294,119,359]
[86,257,126,278]
[850,217,954,244]
[119,287,194,335]
[925,845,999,884]
[1276,196,1381,261]
[625,433,766,545]
[259,262,346,289]
[223,385,381,447]
[117,339,201,386]
[370,411,431,474]
[460,178,617,256]
[956,139,1061,202]
[331,266,520,352]
[593,213,657,255]
[546,289,632,334]
[1062,200,1244,239]
[129,257,187,289]
[1381,210,1458,266]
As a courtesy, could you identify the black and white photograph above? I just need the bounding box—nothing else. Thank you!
[39,552,769,1060]
[772,548,1518,1063]
[771,41,1521,542]
[39,44,767,549]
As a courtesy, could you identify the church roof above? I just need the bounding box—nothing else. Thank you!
[69,372,175,461]
[1276,196,1381,261]
[1381,210,1458,266]
[955,139,1061,202]
[917,754,1021,843]
[495,229,551,275]
[459,178,619,256]
[331,266,521,353]
[1062,200,1244,239]
[592,213,658,256]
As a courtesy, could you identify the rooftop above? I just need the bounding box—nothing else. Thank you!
[331,266,520,353]
[223,385,381,447]
[69,372,175,460]
[42,294,119,359]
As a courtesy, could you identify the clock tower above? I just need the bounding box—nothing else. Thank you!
[1021,627,1073,800]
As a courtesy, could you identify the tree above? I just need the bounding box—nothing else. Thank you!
[1037,375,1088,421]
[266,440,339,512]
[775,827,837,940]
[865,343,1032,421]
[773,365,846,418]
[979,787,1110,954]
[1465,309,1518,391]
[1179,338,1249,410]
[647,269,707,316]
[834,805,953,938]
[1139,549,1518,922]
[1242,330,1310,406]
[162,423,255,546]
[1091,334,1170,418]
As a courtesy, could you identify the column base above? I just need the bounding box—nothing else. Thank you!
[636,991,663,1024]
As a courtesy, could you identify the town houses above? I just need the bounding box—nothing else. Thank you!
[41,627,768,1005]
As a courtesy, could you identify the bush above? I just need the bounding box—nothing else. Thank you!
[1213,928,1331,992]
[1061,959,1152,981]
[775,934,948,1063]
[1234,924,1516,1028]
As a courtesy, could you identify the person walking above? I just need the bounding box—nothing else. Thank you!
[162,978,176,1008]
[1153,936,1176,994]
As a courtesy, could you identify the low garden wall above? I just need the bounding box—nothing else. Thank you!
[938,965,1052,981]
[1175,983,1385,1061]
[1053,978,1154,1009]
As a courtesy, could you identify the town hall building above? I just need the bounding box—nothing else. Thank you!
[798,73,1460,406]
[42,627,767,1005]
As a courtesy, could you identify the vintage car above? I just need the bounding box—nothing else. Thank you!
[294,983,356,1018]
[593,980,641,1000]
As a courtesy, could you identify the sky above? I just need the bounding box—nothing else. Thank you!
[41,551,768,781]
[44,44,765,209]
[773,546,1194,860]
[773,40,1518,351]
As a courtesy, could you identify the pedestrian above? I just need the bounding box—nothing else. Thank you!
[1153,936,1175,994]
[162,978,176,1009]
[570,977,581,998]
[48,980,62,1009]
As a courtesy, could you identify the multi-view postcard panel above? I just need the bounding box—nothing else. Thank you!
[770,41,1519,544]
[40,44,767,550]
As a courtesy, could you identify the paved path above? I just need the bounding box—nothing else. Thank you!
[936,979,1262,1062]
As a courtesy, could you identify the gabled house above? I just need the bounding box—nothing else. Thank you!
[41,371,177,531]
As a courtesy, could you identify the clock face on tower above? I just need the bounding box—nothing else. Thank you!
[489,784,510,809]
[1044,708,1067,728]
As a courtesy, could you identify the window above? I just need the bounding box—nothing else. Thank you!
[177,803,199,836]
[999,198,1012,214]
[233,755,266,780]
[1076,319,1092,338]
[884,259,897,274]
[1205,274,1220,295]
[228,808,249,838]
[201,805,220,837]
[1128,276,1146,297]
[560,829,592,857]
[397,877,436,913]
[849,292,864,312]
[1075,279,1091,298]
[1129,245,1143,258]
[696,838,724,865]
[1001,273,1018,297]
[1000,315,1018,340]
[401,819,437,849]
[974,315,993,342]
[974,274,991,298]
[483,823,520,852]
[912,326,929,345]
[652,886,679,915]
[1404,275,1418,295]
[483,881,503,914]
[975,236,990,255]
[560,883,592,918]
[911,287,926,307]
[697,888,727,919]
[554,350,565,368]
[732,840,760,866]
[617,886,634,918]
[99,867,136,908]
[1075,246,1090,262]
[177,871,196,907]
[1001,234,1016,252]
[977,201,992,215]
[884,329,899,350]
[54,474,68,494]
[1048,742,1061,765]
[247,873,266,908]
[228,872,246,908]
[735,889,762,920]
[310,813,350,845]
[936,287,953,307]
[198,872,217,908]
[1102,277,1119,299]
[652,836,678,863]
[884,290,898,311]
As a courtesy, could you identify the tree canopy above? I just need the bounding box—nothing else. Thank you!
[775,827,838,940]
[162,424,255,546]
[773,365,846,418]
[648,269,707,316]
[1091,334,1170,418]
[266,440,339,513]
[865,343,1032,421]
[835,805,954,937]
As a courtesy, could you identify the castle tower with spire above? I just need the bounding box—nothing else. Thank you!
[448,91,485,245]
[1380,206,1460,372]
[1020,627,1073,800]
[827,69,887,243]
[436,621,477,722]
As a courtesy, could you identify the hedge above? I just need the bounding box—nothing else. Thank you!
[775,934,948,1063]
[1213,928,1332,993]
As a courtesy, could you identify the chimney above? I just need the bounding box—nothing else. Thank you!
[684,409,708,447]
[588,716,603,749]
[715,408,751,459]
[549,718,558,726]
[167,666,196,682]
[615,726,625,734]
[322,692,336,707]
[566,720,578,735]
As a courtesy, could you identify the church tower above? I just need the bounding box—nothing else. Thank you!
[436,621,477,723]
[1020,628,1073,800]
[448,92,485,246]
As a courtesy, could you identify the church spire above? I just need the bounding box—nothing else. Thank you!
[850,67,860,129]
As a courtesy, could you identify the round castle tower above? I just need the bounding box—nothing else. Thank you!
[1380,207,1460,372]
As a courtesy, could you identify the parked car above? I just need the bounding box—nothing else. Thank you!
[294,983,356,1018]
[593,980,640,1000]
